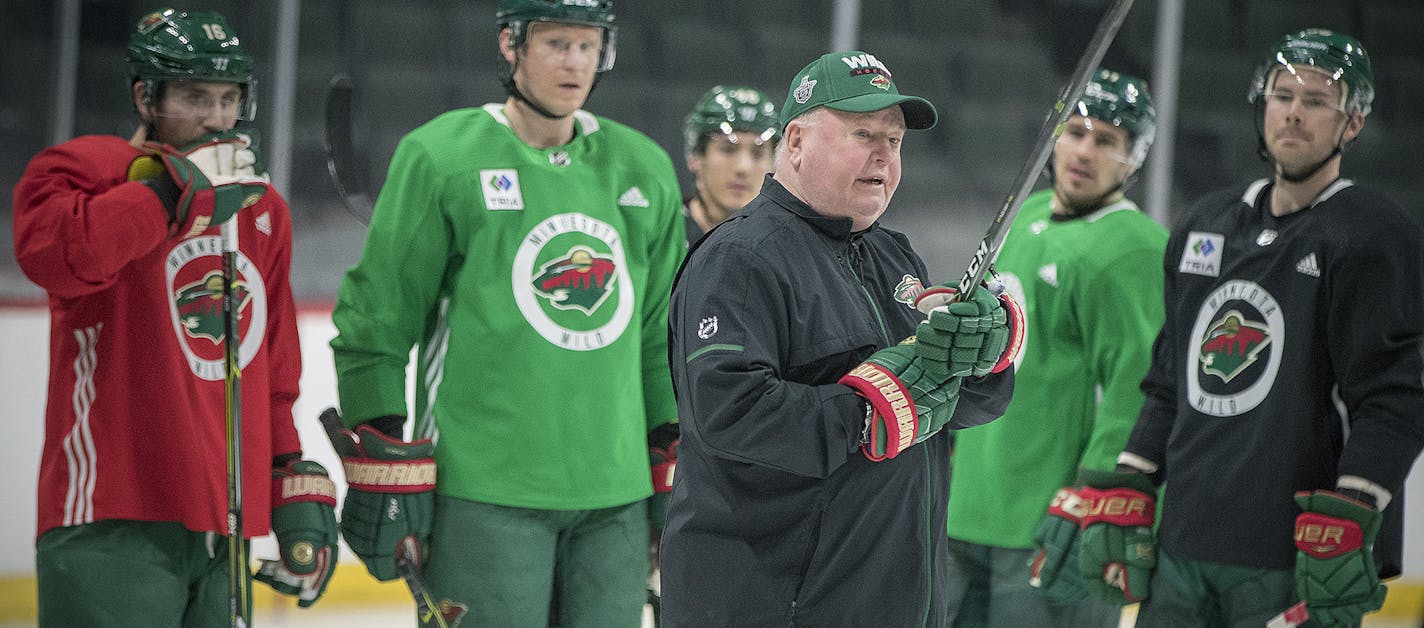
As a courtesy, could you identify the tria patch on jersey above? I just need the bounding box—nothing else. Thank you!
[480,169,524,210]
[1179,232,1224,277]
[892,274,925,307]
[618,186,650,208]
[1186,279,1283,417]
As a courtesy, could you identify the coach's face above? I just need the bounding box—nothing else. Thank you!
[781,106,905,231]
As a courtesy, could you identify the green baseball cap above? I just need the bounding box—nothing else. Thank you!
[779,50,937,131]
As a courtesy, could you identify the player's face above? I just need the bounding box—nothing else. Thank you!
[145,81,243,147]
[1052,115,1133,207]
[506,22,604,117]
[1261,66,1361,177]
[690,132,776,216]
[787,107,905,230]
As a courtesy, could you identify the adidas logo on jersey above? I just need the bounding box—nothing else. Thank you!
[1296,253,1320,277]
[256,211,272,236]
[1037,263,1058,288]
[618,187,650,208]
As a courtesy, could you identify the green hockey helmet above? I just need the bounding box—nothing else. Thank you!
[497,0,617,72]
[1249,28,1374,117]
[1075,68,1156,168]
[683,85,780,156]
[127,8,256,120]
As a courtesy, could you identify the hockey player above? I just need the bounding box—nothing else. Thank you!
[328,0,684,625]
[13,8,335,625]
[660,50,1019,626]
[943,69,1164,627]
[680,85,780,243]
[1079,29,1424,626]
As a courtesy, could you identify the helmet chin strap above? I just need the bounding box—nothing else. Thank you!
[1276,139,1343,183]
[498,53,602,122]
[1057,180,1125,217]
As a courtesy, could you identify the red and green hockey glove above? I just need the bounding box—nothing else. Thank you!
[1077,468,1156,604]
[127,129,269,239]
[1293,490,1388,627]
[324,411,437,583]
[1030,486,1091,602]
[840,339,962,461]
[255,460,338,607]
[647,422,679,531]
[914,283,1024,377]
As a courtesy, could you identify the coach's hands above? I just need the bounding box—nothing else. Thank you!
[914,283,1023,377]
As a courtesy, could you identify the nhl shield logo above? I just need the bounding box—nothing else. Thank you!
[697,316,719,340]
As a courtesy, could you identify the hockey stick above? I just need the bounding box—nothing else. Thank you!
[1265,601,1308,628]
[317,408,459,628]
[951,0,1136,299]
[221,218,251,628]
[325,74,374,225]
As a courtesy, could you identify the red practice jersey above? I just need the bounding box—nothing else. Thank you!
[13,134,302,539]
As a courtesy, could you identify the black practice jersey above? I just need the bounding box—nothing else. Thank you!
[1126,179,1424,571]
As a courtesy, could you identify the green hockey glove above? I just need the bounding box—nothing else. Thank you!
[1077,468,1156,604]
[1293,490,1388,627]
[647,422,679,531]
[324,411,437,583]
[914,284,1023,377]
[1030,486,1091,602]
[255,460,338,607]
[840,339,961,461]
[127,129,269,239]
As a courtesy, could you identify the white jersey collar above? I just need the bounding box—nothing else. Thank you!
[482,103,601,137]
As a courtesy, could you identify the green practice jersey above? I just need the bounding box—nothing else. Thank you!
[332,104,683,510]
[946,189,1167,547]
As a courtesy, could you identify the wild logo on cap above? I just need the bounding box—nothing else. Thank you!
[780,50,938,131]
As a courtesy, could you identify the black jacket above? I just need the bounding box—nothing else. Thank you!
[660,177,1013,627]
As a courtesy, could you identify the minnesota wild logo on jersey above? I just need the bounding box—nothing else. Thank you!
[531,246,618,314]
[1198,311,1270,383]
[164,235,267,380]
[175,270,252,343]
[892,274,925,307]
[513,213,635,352]
[1186,280,1284,417]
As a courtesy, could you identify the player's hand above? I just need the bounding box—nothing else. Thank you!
[1293,490,1388,626]
[914,283,1023,377]
[255,460,338,607]
[1077,468,1156,604]
[127,129,269,239]
[1030,486,1091,602]
[647,422,679,571]
[840,339,962,461]
[325,411,437,582]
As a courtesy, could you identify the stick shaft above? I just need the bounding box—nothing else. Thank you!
[221,217,250,627]
[953,0,1136,298]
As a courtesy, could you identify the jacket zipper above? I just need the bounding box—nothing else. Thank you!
[841,237,891,346]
